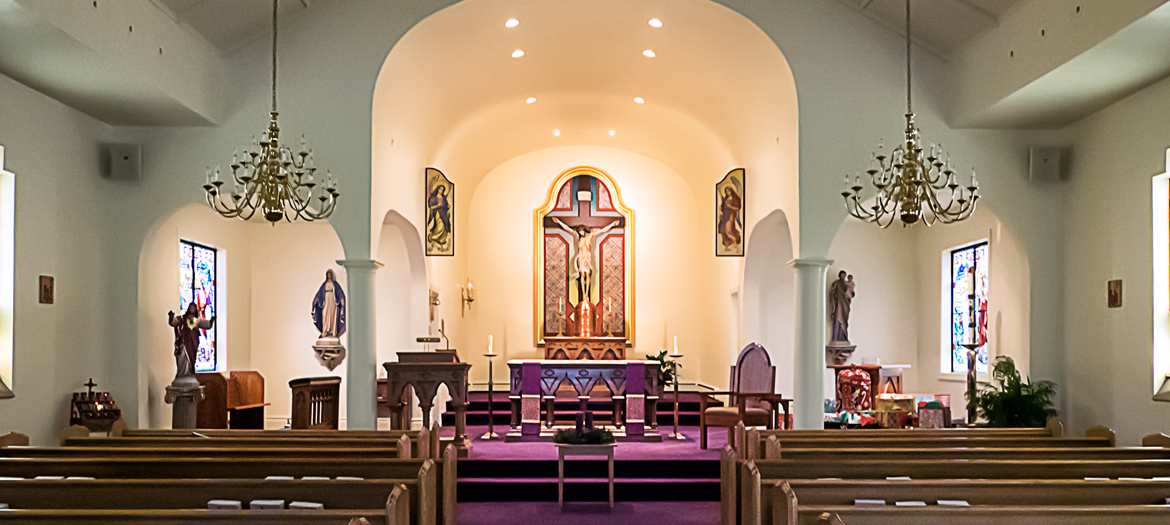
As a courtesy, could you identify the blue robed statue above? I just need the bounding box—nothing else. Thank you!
[312,269,346,338]
[311,269,347,370]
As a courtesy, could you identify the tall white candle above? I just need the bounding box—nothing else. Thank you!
[673,335,679,355]
[488,335,493,354]
[967,267,977,346]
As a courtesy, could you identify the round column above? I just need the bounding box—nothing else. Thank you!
[791,258,832,430]
[338,259,382,430]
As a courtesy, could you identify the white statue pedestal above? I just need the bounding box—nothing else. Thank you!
[165,375,205,430]
[825,342,856,366]
[313,337,346,371]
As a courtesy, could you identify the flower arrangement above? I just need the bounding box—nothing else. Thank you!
[552,427,615,445]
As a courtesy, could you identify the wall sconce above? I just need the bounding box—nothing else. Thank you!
[461,279,475,317]
[1154,375,1170,402]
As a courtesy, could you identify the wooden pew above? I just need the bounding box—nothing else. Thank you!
[109,425,444,459]
[2,446,415,459]
[750,457,1170,481]
[772,478,1170,525]
[0,508,398,524]
[0,444,458,525]
[0,477,420,523]
[801,505,1170,525]
[751,436,1110,450]
[762,446,1170,462]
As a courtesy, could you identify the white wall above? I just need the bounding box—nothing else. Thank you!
[1064,72,1170,444]
[247,221,347,426]
[826,219,919,396]
[0,72,112,445]
[456,146,737,386]
[137,204,253,429]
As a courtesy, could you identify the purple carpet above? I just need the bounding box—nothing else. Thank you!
[456,501,719,525]
[451,426,727,460]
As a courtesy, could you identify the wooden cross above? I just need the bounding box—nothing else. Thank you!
[84,378,97,394]
[543,178,625,232]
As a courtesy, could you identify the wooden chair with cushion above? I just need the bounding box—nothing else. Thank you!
[699,343,787,449]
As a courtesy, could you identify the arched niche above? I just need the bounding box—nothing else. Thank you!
[138,204,346,429]
[826,204,1030,402]
[375,210,428,366]
[741,209,796,396]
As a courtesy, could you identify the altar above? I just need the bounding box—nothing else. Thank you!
[507,359,660,442]
[541,336,630,360]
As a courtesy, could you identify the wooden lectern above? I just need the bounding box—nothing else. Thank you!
[195,371,266,429]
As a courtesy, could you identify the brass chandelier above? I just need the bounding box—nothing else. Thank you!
[843,0,979,228]
[203,0,338,224]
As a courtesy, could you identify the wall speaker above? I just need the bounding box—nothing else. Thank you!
[1029,147,1063,182]
[106,143,141,181]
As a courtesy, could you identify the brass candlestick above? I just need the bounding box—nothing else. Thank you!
[481,353,500,440]
[669,355,685,440]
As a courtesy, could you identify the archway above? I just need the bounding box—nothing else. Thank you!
[137,204,346,429]
[741,209,796,395]
[826,205,1031,404]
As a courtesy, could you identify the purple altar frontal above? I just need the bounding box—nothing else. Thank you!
[506,359,661,443]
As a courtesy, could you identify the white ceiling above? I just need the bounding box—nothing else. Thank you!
[837,0,1024,58]
[151,0,317,55]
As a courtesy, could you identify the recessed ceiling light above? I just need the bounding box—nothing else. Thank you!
[648,18,663,28]
[609,130,616,137]
[642,49,656,58]
[633,97,645,104]
[505,18,520,28]
[525,97,537,104]
[512,49,525,58]
[553,129,561,137]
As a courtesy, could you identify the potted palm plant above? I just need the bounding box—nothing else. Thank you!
[969,356,1058,427]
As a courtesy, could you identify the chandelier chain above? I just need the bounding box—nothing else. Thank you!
[905,0,911,115]
[272,0,278,113]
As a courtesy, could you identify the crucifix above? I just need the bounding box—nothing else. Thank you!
[545,186,624,305]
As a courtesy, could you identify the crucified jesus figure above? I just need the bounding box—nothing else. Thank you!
[552,217,620,304]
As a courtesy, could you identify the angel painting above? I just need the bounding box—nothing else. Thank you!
[716,168,745,256]
[425,167,455,256]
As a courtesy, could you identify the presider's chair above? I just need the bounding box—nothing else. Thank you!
[699,343,787,449]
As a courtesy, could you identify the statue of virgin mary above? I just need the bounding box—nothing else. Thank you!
[311,269,346,370]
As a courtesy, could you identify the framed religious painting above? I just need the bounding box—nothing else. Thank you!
[715,168,745,256]
[425,167,454,256]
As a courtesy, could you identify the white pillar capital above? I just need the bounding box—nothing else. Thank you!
[337,259,384,271]
[789,257,833,269]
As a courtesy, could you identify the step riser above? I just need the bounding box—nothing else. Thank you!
[457,481,719,502]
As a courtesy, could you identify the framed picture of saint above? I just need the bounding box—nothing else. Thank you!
[716,168,745,257]
[425,167,454,256]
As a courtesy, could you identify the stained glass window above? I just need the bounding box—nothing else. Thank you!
[950,241,989,374]
[179,240,217,372]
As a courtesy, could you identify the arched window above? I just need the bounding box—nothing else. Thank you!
[943,240,989,374]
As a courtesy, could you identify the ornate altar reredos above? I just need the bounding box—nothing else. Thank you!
[534,167,634,355]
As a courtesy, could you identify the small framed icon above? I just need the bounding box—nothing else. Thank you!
[1107,279,1122,309]
[39,275,54,305]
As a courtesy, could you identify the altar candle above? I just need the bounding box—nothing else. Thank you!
[673,336,679,355]
[967,267,977,346]
[488,335,494,354]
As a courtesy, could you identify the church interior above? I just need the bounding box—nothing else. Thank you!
[3,0,1170,523]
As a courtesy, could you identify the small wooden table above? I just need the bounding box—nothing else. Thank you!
[557,443,615,509]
